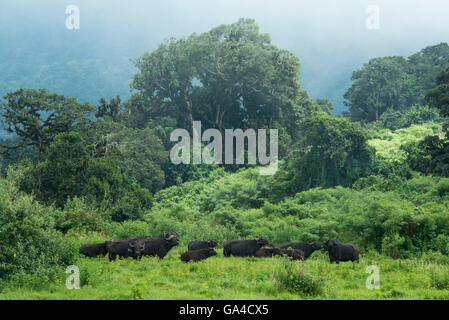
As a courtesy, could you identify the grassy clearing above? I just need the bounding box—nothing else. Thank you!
[1,247,448,300]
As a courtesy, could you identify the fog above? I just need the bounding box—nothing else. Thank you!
[1,0,449,113]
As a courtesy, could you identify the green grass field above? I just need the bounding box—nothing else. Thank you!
[2,247,448,300]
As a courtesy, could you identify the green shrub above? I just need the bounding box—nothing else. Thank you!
[375,106,442,131]
[181,222,240,245]
[273,260,325,296]
[431,269,449,290]
[56,197,107,233]
[14,132,153,222]
[421,251,449,266]
[107,220,153,239]
[433,235,449,255]
[382,234,406,259]
[0,179,77,281]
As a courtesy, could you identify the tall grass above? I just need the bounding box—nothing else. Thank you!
[1,249,448,300]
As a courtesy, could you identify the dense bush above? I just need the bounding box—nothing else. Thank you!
[85,122,168,193]
[0,179,77,283]
[375,105,442,131]
[147,167,449,255]
[273,259,325,296]
[403,134,449,177]
[56,197,107,233]
[273,114,374,196]
[15,132,153,222]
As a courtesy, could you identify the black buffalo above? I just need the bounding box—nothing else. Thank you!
[325,240,359,264]
[254,247,283,258]
[108,239,145,261]
[223,237,269,257]
[181,248,217,262]
[281,249,305,261]
[188,240,218,251]
[279,242,322,260]
[79,242,108,258]
[132,232,180,259]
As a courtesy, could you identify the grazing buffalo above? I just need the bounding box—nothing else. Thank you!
[279,242,322,260]
[79,242,108,258]
[132,232,180,259]
[188,240,218,251]
[181,248,217,262]
[325,240,359,264]
[282,249,305,261]
[223,237,269,257]
[108,239,145,261]
[254,247,283,258]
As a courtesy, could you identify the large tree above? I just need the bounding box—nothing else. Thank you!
[129,18,306,138]
[0,88,93,162]
[409,42,449,100]
[344,56,415,122]
[130,38,196,131]
[344,43,449,122]
[189,19,303,133]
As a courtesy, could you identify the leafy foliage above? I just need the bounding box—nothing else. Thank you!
[130,18,307,140]
[0,88,94,161]
[273,114,373,196]
[86,121,167,193]
[273,259,324,296]
[344,56,415,121]
[404,135,449,176]
[16,132,152,221]
[344,43,449,122]
[0,178,77,282]
[96,96,123,122]
[426,66,449,118]
[373,105,442,131]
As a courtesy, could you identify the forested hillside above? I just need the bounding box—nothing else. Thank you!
[1,19,449,299]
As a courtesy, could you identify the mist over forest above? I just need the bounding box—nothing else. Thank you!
[1,0,448,122]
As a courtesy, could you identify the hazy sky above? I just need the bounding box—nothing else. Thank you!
[1,0,449,112]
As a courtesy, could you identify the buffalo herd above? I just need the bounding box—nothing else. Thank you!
[80,234,360,264]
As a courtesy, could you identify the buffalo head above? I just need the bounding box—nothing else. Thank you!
[163,232,180,246]
[207,248,218,256]
[207,240,218,248]
[325,239,337,248]
[256,236,269,246]
[129,241,145,257]
[310,242,323,250]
